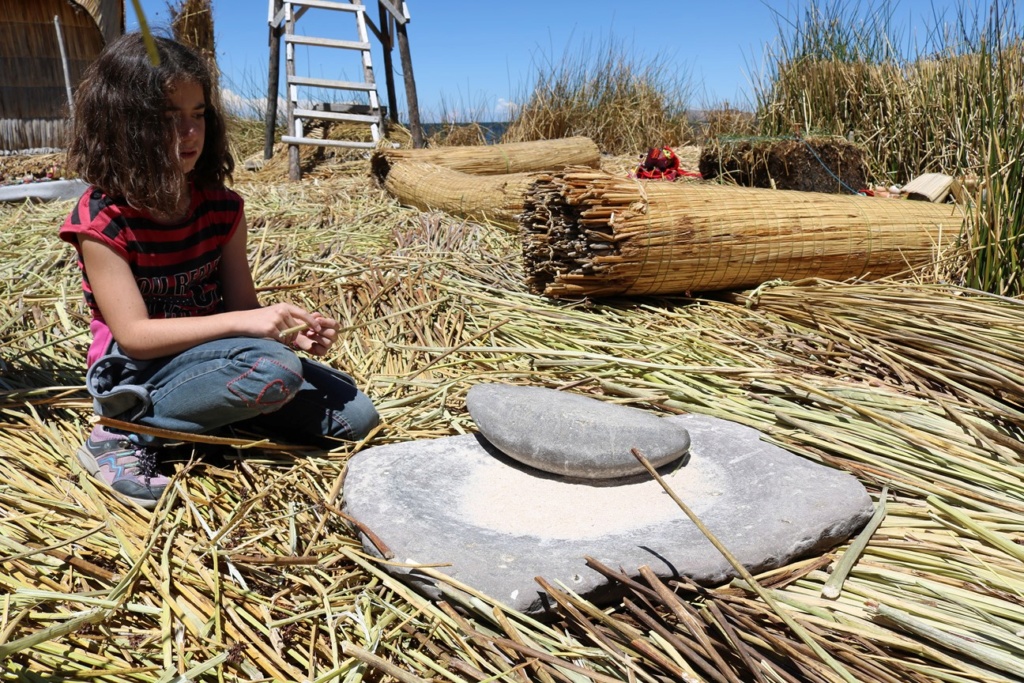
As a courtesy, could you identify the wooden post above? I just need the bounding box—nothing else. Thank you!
[263,0,283,160]
[394,1,423,148]
[285,7,300,181]
[54,15,74,116]
[379,3,399,126]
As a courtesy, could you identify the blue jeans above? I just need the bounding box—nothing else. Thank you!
[86,337,379,447]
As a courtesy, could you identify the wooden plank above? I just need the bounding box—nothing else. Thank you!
[282,135,377,149]
[363,13,383,42]
[903,173,955,203]
[949,175,980,205]
[290,0,364,12]
[285,9,300,181]
[53,16,73,115]
[313,102,381,115]
[284,34,370,51]
[396,12,423,147]
[294,107,380,123]
[264,1,283,159]
[354,6,381,143]
[377,0,408,25]
[379,3,398,124]
[288,75,376,91]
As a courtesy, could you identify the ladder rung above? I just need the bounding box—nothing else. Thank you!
[288,75,376,91]
[282,136,377,150]
[294,108,380,123]
[289,0,364,12]
[285,34,370,51]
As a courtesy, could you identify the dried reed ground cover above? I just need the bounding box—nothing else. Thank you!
[1,166,1023,681]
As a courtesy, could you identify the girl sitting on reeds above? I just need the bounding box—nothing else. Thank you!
[59,33,379,510]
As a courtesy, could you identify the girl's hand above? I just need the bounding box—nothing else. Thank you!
[291,313,338,356]
[245,303,321,342]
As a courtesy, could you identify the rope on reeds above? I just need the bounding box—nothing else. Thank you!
[521,170,965,297]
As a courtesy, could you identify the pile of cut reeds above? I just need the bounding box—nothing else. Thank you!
[3,165,1024,682]
[522,169,963,297]
[371,135,600,176]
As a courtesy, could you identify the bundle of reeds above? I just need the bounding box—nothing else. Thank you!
[522,170,963,297]
[375,160,544,231]
[371,136,600,176]
[425,121,488,147]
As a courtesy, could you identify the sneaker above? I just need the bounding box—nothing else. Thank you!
[76,426,170,510]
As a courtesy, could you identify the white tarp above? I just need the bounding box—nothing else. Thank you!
[0,179,88,203]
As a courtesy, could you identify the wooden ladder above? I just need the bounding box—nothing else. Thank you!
[273,0,384,177]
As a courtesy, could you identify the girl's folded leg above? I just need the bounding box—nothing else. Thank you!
[236,358,379,447]
[80,337,303,508]
[135,337,308,435]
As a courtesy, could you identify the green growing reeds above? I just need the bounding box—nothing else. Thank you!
[502,35,696,155]
[753,0,1024,295]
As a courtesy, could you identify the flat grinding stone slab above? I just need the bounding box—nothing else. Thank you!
[467,383,691,479]
[343,414,873,616]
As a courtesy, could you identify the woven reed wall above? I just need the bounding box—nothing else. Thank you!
[522,171,964,297]
[0,0,106,151]
[0,119,67,152]
[372,137,601,177]
[380,161,543,231]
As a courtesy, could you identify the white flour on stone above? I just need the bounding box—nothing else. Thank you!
[459,455,722,540]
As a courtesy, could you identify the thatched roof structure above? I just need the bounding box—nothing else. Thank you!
[0,0,123,152]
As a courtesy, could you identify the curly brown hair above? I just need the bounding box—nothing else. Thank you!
[67,32,234,215]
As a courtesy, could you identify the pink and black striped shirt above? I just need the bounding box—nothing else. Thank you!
[60,184,244,365]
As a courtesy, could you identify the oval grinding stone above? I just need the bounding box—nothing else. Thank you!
[466,383,690,479]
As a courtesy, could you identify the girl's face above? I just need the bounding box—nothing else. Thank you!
[165,79,206,176]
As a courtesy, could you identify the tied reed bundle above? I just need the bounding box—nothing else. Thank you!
[371,136,600,177]
[522,170,964,297]
[375,160,545,232]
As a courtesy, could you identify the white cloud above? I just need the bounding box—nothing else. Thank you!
[219,87,294,123]
[495,98,518,118]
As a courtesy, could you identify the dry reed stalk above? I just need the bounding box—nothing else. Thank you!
[522,170,964,297]
[371,136,601,177]
[375,160,544,231]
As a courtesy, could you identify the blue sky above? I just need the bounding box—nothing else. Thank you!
[127,1,1004,123]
